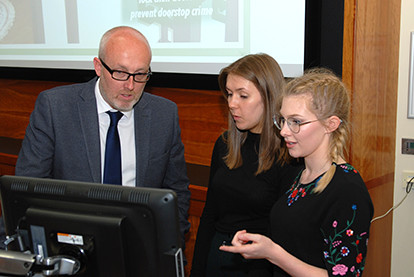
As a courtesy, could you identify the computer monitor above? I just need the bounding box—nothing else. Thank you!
[0,175,184,277]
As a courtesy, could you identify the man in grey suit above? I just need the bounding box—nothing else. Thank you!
[14,26,191,248]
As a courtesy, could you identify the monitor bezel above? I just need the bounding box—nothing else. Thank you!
[0,175,184,277]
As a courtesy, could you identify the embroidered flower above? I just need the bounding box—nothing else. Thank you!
[356,253,363,264]
[321,203,369,276]
[286,170,319,206]
[339,164,359,175]
[332,240,342,248]
[300,187,307,197]
[340,246,350,257]
[332,264,348,276]
[339,164,350,173]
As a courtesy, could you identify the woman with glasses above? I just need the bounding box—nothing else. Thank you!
[190,53,300,276]
[220,68,374,277]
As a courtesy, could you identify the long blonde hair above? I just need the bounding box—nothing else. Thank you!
[279,68,351,192]
[218,53,287,175]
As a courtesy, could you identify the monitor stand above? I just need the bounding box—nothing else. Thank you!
[0,249,80,276]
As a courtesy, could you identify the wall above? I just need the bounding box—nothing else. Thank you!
[392,0,414,275]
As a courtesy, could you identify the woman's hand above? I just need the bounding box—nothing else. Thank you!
[219,230,275,260]
[220,230,329,277]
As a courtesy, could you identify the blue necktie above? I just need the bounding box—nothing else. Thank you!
[103,111,123,185]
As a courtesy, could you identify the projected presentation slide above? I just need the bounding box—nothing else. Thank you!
[0,0,305,77]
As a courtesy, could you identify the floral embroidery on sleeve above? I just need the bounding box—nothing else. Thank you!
[321,205,369,277]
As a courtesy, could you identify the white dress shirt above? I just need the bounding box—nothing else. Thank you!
[95,79,136,187]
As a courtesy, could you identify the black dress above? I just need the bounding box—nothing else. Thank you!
[270,163,374,277]
[191,131,300,276]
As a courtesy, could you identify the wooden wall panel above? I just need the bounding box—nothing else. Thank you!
[343,0,400,180]
[0,153,17,176]
[0,79,229,167]
[0,79,72,139]
[147,87,228,166]
[184,184,207,276]
[349,0,400,181]
[343,0,401,275]
[364,182,394,277]
[342,0,355,90]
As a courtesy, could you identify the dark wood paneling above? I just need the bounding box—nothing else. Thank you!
[147,86,228,166]
[0,153,17,176]
[184,185,207,275]
[0,79,72,139]
[0,79,229,167]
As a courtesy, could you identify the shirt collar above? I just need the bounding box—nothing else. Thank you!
[94,78,133,119]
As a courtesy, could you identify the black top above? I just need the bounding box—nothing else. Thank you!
[270,163,374,277]
[191,131,300,275]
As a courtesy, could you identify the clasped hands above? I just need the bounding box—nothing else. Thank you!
[219,230,274,260]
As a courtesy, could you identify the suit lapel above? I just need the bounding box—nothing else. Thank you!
[77,78,101,183]
[134,93,151,187]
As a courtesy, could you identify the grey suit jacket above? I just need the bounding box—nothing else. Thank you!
[15,77,191,243]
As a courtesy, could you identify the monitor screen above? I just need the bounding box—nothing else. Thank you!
[0,175,184,277]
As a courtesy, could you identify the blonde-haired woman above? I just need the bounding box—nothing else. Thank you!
[221,68,374,277]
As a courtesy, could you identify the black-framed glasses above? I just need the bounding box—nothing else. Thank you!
[100,59,152,83]
[273,115,321,134]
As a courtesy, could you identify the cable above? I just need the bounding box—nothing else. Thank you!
[3,216,27,251]
[371,176,414,223]
[406,176,414,194]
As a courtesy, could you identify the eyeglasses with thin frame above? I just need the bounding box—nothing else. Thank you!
[100,59,152,83]
[272,115,321,134]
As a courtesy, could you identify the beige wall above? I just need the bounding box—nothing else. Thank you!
[392,0,414,275]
